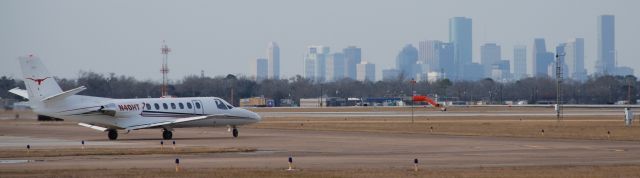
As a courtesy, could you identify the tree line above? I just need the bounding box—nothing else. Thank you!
[0,71,637,106]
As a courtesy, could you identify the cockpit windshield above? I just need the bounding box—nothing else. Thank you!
[214,99,228,110]
[222,99,234,109]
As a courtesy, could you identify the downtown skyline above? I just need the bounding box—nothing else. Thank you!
[253,14,627,82]
[1,0,638,81]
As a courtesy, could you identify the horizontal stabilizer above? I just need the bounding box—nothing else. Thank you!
[8,88,29,99]
[78,123,108,132]
[125,115,210,131]
[41,86,86,103]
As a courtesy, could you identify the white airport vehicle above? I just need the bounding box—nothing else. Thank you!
[9,55,261,140]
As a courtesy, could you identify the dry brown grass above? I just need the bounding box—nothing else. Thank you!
[2,164,640,178]
[0,146,255,158]
[248,115,640,141]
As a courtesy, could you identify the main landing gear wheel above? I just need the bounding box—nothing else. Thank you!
[232,128,239,138]
[107,129,118,140]
[162,130,173,140]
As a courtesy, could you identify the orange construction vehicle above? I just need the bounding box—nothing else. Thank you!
[412,95,446,111]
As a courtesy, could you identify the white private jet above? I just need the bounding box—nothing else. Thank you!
[9,55,261,140]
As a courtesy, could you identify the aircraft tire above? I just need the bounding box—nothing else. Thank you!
[108,130,118,140]
[162,130,173,140]
[232,128,239,138]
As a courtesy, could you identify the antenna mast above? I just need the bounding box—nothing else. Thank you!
[161,41,171,97]
[555,53,565,121]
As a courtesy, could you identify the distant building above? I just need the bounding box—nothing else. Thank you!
[356,61,375,82]
[491,60,510,82]
[533,38,554,78]
[513,45,527,80]
[418,40,454,79]
[418,40,436,73]
[267,42,280,80]
[343,46,362,80]
[614,67,634,76]
[480,43,501,78]
[427,72,443,83]
[565,38,587,81]
[463,63,484,81]
[449,17,472,80]
[253,58,268,82]
[596,15,616,75]
[395,44,419,79]
[326,53,345,82]
[382,69,401,81]
[304,46,330,82]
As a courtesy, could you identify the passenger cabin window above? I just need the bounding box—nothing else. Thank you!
[163,103,168,110]
[179,103,184,109]
[170,103,176,109]
[154,103,160,110]
[226,104,233,109]
[215,99,228,110]
[187,103,193,109]
[195,102,201,109]
[146,103,151,110]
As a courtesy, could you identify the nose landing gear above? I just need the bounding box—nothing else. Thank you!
[162,129,173,140]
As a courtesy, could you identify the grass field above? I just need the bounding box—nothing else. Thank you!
[248,115,640,141]
[247,105,556,113]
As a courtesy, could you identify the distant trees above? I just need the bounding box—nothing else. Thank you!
[1,71,638,105]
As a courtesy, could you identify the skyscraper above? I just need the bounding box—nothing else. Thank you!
[326,53,345,82]
[395,44,419,79]
[533,38,554,77]
[480,43,501,78]
[449,17,472,80]
[491,60,511,82]
[419,40,455,79]
[513,45,527,80]
[253,58,268,82]
[343,46,361,80]
[267,42,280,80]
[304,46,330,82]
[438,43,455,79]
[418,41,435,73]
[565,38,586,81]
[597,15,615,75]
[357,61,375,82]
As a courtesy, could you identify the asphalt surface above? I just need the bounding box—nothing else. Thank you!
[1,109,640,171]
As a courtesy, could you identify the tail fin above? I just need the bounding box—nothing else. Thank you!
[18,55,63,101]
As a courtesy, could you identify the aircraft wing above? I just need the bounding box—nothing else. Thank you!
[125,115,211,131]
[9,88,29,99]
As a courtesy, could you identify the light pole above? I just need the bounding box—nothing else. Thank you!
[555,53,565,121]
[410,79,417,124]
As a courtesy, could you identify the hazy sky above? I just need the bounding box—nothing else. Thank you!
[1,0,638,81]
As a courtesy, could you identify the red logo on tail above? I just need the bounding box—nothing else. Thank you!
[26,77,50,85]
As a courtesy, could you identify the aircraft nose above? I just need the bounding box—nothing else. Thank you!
[238,108,261,122]
[250,112,262,121]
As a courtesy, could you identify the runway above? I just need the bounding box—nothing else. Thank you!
[1,117,640,171]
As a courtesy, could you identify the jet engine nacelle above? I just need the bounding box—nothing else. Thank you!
[98,102,143,118]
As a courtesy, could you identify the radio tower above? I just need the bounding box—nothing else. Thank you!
[161,41,171,97]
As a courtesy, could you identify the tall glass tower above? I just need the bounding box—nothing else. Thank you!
[597,15,615,75]
[513,45,527,80]
[449,17,472,80]
[267,42,280,80]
